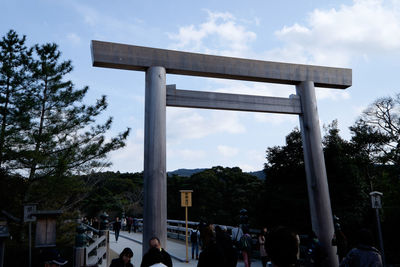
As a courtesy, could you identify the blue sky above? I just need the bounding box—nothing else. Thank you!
[2,0,400,172]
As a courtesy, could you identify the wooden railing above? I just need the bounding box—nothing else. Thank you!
[74,224,109,267]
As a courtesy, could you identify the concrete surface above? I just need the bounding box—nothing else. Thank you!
[109,231,264,267]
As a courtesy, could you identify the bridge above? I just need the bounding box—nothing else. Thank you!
[109,230,265,267]
[77,219,267,267]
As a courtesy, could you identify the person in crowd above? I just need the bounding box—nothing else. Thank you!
[41,248,68,267]
[240,228,253,267]
[332,228,348,263]
[141,237,173,267]
[197,223,225,267]
[332,216,348,263]
[93,217,100,230]
[215,225,237,267]
[305,230,325,267]
[127,216,133,234]
[198,218,207,250]
[231,224,243,246]
[133,218,138,233]
[110,247,134,267]
[122,217,127,231]
[191,224,201,260]
[231,223,243,267]
[266,227,299,267]
[339,228,383,267]
[114,217,122,242]
[259,227,268,267]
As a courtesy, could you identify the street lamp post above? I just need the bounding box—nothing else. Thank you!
[370,191,385,266]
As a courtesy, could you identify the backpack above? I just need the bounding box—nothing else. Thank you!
[240,234,251,251]
[191,230,198,243]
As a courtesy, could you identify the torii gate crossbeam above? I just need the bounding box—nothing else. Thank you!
[91,40,352,267]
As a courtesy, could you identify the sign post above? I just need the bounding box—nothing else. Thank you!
[180,190,193,263]
[370,191,385,266]
[24,204,37,267]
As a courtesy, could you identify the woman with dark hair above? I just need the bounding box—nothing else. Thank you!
[110,247,134,267]
[266,227,299,267]
[197,224,225,267]
[240,228,253,267]
[339,229,382,267]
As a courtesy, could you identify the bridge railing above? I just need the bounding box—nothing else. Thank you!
[74,224,109,267]
[135,219,249,242]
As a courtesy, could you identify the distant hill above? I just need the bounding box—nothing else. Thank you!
[167,168,206,177]
[247,170,266,179]
[168,168,266,179]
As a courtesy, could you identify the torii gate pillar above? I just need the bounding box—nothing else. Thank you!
[297,81,338,266]
[143,66,167,253]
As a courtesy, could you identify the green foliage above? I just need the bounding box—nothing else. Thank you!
[0,30,131,218]
[167,166,263,226]
[0,30,130,181]
[22,43,130,179]
[0,30,33,167]
[348,95,400,262]
[262,128,310,232]
[0,168,27,217]
[262,122,370,232]
[323,121,369,227]
[27,175,86,209]
[355,94,400,166]
[81,171,144,218]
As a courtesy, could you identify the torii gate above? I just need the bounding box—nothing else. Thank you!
[91,40,352,267]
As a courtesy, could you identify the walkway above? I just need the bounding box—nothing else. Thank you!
[109,231,264,267]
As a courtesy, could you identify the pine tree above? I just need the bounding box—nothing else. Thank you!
[0,30,33,168]
[16,42,130,179]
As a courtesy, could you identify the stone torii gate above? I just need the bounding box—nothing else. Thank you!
[91,40,352,267]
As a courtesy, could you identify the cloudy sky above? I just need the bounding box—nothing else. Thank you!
[2,0,400,172]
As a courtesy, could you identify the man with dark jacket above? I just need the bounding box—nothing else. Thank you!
[113,217,122,242]
[141,237,172,267]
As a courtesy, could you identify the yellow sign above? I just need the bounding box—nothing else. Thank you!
[180,190,193,207]
[180,190,193,262]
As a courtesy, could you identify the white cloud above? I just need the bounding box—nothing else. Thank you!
[253,113,297,124]
[108,129,144,172]
[217,145,239,157]
[238,164,258,172]
[236,149,266,172]
[274,0,400,66]
[315,88,350,100]
[213,79,295,98]
[168,149,206,161]
[167,108,246,142]
[168,10,256,57]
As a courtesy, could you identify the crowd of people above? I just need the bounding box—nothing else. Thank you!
[77,215,384,267]
[112,222,383,267]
